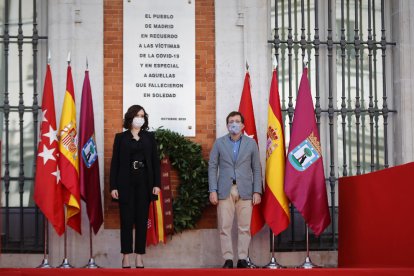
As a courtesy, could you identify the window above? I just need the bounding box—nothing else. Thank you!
[270,0,395,251]
[0,0,47,253]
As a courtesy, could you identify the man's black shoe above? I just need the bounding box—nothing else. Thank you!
[222,259,233,268]
[237,259,249,268]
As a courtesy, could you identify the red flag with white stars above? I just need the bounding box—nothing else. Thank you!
[34,64,65,235]
[238,71,265,236]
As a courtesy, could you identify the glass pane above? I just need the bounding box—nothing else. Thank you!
[1,111,35,207]
[0,0,45,253]
[270,0,392,251]
[7,2,35,107]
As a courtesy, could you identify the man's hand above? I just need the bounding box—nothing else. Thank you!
[252,192,261,205]
[209,191,218,205]
[111,189,119,200]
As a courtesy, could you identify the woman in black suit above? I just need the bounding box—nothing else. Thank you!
[110,105,161,268]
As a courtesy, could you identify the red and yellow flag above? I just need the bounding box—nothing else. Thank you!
[262,69,290,236]
[58,65,81,234]
[146,194,166,246]
[147,159,170,246]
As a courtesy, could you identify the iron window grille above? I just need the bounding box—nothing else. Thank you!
[269,0,396,251]
[0,0,47,253]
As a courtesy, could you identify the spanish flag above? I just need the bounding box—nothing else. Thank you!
[58,65,81,234]
[262,69,290,236]
[147,195,166,246]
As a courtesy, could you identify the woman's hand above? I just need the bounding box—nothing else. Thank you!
[153,187,161,195]
[111,189,119,200]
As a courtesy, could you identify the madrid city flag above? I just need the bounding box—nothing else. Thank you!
[238,71,265,236]
[284,67,330,236]
[262,69,290,236]
[79,70,103,234]
[58,65,81,234]
[34,64,65,236]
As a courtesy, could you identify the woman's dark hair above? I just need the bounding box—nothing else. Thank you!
[226,111,245,124]
[123,105,149,130]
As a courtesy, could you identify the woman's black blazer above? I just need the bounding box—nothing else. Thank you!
[109,130,161,203]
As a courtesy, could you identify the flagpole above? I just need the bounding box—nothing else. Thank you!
[58,213,74,268]
[296,225,321,268]
[243,59,258,269]
[84,225,100,268]
[37,52,53,268]
[57,53,76,269]
[263,231,285,269]
[37,219,53,268]
[246,248,258,268]
[82,55,100,268]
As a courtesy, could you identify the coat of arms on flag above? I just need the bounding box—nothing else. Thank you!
[60,121,78,157]
[81,136,98,168]
[288,132,322,172]
[266,125,280,159]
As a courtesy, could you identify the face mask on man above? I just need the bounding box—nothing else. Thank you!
[132,117,145,128]
[228,122,242,135]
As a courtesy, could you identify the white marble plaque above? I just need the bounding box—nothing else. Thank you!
[123,0,195,136]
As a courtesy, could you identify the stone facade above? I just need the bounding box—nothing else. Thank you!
[1,0,414,269]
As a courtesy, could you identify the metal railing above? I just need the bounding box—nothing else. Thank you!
[0,0,46,253]
[269,0,396,251]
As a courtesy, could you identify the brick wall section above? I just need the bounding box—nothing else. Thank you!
[103,0,217,229]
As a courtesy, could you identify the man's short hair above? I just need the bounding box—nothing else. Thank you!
[226,111,245,124]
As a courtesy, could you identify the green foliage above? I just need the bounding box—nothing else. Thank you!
[154,128,209,233]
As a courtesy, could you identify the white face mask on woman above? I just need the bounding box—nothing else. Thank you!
[132,117,145,128]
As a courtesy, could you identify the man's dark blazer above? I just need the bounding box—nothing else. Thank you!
[110,130,161,203]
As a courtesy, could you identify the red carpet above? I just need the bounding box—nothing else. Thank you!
[1,268,414,276]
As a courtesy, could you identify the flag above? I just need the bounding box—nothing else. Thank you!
[146,201,158,246]
[79,70,103,234]
[146,195,166,246]
[58,65,81,234]
[34,64,65,236]
[284,67,331,236]
[147,159,170,246]
[238,71,265,236]
[262,69,290,236]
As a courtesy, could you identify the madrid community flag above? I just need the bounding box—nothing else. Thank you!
[284,67,331,236]
[34,64,65,236]
[238,71,265,236]
[79,70,103,234]
[58,65,81,234]
[262,69,290,236]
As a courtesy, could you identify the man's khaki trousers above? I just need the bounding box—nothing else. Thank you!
[217,184,253,260]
